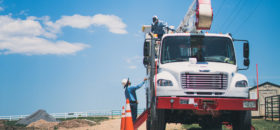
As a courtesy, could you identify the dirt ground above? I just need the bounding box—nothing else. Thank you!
[27,119,59,129]
[59,118,183,130]
[1,118,183,130]
[58,119,97,129]
[0,120,4,128]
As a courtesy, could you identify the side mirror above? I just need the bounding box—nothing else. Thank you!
[243,42,249,66]
[234,39,250,70]
[244,59,250,66]
[243,42,249,58]
[143,57,150,66]
[144,41,150,57]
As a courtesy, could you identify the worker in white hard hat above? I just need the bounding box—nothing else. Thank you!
[151,15,167,39]
[122,77,147,123]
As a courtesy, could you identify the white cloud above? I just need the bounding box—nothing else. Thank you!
[0,13,127,55]
[125,56,142,69]
[57,15,93,29]
[19,10,28,16]
[129,65,137,69]
[46,14,127,34]
[0,16,44,37]
[0,15,88,55]
[0,36,89,55]
[125,56,142,64]
[92,14,127,34]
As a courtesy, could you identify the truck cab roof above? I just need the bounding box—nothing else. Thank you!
[162,33,233,40]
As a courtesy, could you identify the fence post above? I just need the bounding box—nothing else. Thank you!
[265,97,267,120]
[278,96,280,123]
[271,96,274,121]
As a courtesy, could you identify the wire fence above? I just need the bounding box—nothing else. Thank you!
[0,109,145,121]
[265,95,280,122]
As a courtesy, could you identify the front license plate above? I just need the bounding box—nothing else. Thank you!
[180,99,189,104]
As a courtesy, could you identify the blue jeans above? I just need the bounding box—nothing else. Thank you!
[130,103,138,123]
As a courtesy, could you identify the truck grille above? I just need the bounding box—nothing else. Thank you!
[181,73,228,89]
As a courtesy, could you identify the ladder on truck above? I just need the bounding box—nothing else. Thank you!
[134,0,213,129]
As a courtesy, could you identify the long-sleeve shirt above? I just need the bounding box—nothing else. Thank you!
[151,21,167,35]
[125,81,145,102]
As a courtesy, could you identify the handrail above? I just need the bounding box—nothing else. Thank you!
[0,109,145,121]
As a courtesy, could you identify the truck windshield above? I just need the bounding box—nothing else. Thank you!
[161,36,236,64]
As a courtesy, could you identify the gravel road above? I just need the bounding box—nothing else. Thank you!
[58,118,184,130]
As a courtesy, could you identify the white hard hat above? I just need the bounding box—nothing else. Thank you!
[153,15,158,19]
[153,15,158,23]
[122,78,130,86]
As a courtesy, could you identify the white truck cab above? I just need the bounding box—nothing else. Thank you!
[142,32,255,130]
[156,33,249,98]
[140,1,256,129]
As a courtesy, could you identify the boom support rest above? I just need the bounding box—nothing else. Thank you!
[134,109,150,129]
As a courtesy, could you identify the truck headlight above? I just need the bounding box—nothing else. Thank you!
[157,79,173,86]
[243,101,256,108]
[235,80,248,87]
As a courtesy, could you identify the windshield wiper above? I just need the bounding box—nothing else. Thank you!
[175,58,188,62]
[205,59,225,63]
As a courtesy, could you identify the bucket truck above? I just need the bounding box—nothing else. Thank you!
[138,0,257,129]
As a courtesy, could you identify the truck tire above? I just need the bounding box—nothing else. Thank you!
[147,88,166,130]
[146,114,151,130]
[232,111,251,130]
[146,92,151,130]
[150,109,166,130]
[146,104,166,130]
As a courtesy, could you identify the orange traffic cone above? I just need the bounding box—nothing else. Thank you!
[121,106,126,130]
[125,99,134,130]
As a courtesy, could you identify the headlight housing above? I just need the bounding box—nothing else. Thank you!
[235,80,248,87]
[157,79,173,86]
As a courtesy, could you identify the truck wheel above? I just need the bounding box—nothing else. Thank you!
[147,94,166,130]
[146,114,151,130]
[146,108,166,130]
[232,111,251,130]
[150,109,166,130]
[146,91,151,130]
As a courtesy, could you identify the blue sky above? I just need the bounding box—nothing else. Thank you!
[0,0,280,115]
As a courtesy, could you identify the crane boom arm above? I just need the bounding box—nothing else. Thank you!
[176,0,213,33]
[176,0,197,33]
